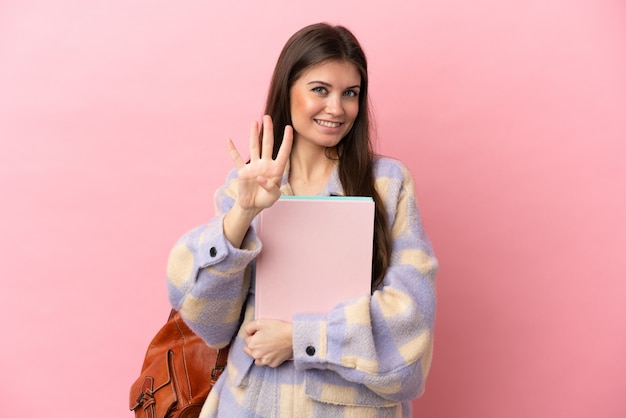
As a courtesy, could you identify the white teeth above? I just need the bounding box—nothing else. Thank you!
[316,120,341,128]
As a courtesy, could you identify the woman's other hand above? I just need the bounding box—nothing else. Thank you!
[243,319,294,368]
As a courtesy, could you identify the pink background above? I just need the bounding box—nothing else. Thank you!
[1,1,625,417]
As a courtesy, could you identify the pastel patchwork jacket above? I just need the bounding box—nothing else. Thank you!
[167,156,438,417]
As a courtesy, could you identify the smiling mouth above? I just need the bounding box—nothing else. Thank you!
[315,119,342,128]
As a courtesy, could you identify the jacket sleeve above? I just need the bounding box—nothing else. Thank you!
[166,169,261,348]
[291,159,438,402]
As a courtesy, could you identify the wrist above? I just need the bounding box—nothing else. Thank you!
[231,202,260,224]
[223,204,259,248]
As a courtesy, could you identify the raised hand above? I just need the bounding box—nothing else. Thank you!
[223,115,293,248]
[227,115,293,213]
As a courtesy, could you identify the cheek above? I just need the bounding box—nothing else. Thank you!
[290,94,309,123]
[346,102,360,123]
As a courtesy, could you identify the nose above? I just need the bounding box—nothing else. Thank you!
[325,94,344,116]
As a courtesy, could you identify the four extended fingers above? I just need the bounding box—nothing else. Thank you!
[228,115,292,165]
[227,115,293,184]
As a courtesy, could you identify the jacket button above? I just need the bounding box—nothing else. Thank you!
[305,346,316,356]
[209,247,217,257]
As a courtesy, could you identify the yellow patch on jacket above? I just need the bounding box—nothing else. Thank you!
[321,383,357,405]
[340,355,378,374]
[344,296,371,325]
[179,294,206,322]
[398,330,431,365]
[279,382,314,416]
[167,243,194,287]
[375,288,413,318]
[364,379,402,396]
[400,248,437,276]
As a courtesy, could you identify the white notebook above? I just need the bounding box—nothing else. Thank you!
[255,196,374,321]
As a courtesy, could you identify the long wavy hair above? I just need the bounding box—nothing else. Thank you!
[262,23,391,291]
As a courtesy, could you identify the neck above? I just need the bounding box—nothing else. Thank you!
[288,143,337,195]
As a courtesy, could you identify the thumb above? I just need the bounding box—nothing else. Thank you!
[256,176,278,192]
[243,319,261,336]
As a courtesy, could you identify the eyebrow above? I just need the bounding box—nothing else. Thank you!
[306,81,361,90]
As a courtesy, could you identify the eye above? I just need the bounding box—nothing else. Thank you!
[312,86,328,94]
[343,89,359,97]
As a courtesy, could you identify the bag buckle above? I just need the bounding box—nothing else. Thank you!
[211,365,226,381]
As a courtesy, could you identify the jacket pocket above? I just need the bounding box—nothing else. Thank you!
[304,369,399,408]
[227,337,255,388]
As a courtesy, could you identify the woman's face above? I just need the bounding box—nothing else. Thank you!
[289,60,361,150]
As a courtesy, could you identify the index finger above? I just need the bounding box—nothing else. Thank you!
[226,138,246,170]
[249,120,261,162]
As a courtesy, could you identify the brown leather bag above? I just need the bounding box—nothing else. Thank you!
[129,310,229,418]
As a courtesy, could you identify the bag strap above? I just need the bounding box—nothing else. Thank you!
[167,308,177,321]
[211,344,229,385]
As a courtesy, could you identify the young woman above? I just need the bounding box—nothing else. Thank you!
[167,22,438,417]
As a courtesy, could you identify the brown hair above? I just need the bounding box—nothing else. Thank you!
[263,23,391,291]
